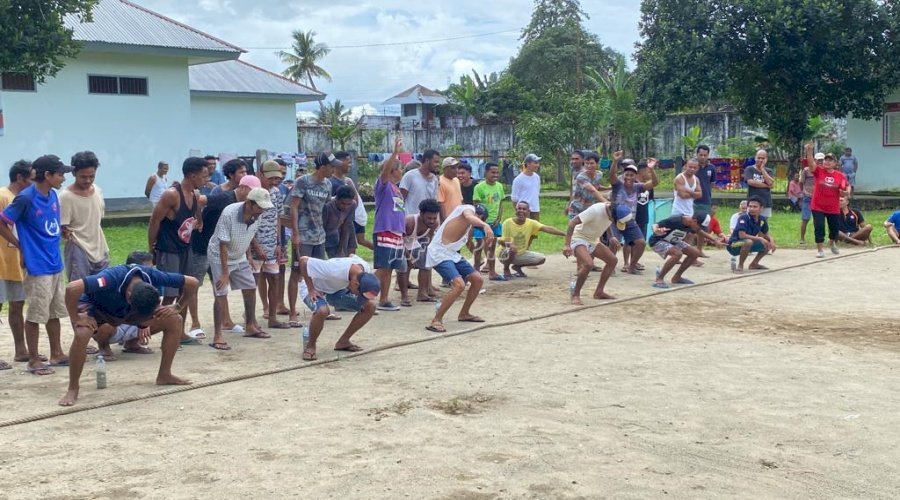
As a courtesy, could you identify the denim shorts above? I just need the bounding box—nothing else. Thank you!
[611,220,645,245]
[801,196,812,221]
[433,259,476,283]
[303,288,365,313]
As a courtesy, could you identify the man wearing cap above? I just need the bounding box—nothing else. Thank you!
[563,202,628,304]
[0,155,73,374]
[744,150,775,218]
[207,187,274,350]
[512,153,542,220]
[437,156,463,220]
[648,211,721,288]
[0,160,35,370]
[253,161,290,329]
[608,151,658,274]
[61,151,110,283]
[297,255,380,361]
[288,152,340,326]
[425,203,494,333]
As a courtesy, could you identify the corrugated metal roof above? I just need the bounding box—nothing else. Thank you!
[383,84,448,105]
[189,60,325,102]
[66,0,243,54]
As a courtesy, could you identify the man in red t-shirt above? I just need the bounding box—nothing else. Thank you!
[804,143,850,258]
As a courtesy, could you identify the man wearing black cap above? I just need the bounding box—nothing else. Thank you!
[0,155,73,375]
[297,255,380,361]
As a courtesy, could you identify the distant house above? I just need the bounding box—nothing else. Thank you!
[845,89,900,191]
[0,0,323,205]
[383,84,448,129]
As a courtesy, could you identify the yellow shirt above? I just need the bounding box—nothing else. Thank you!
[437,176,462,214]
[501,217,543,252]
[0,187,25,281]
[60,185,109,262]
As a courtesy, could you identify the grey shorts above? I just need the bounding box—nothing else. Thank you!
[209,260,257,297]
[500,249,545,267]
[652,240,690,258]
[0,279,26,303]
[65,241,109,283]
[155,249,191,297]
[292,243,325,268]
[189,251,209,285]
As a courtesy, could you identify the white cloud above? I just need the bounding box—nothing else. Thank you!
[350,104,379,120]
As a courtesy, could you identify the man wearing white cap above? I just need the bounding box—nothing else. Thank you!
[512,153,542,220]
[207,187,273,350]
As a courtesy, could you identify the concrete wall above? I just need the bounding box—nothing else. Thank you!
[0,52,191,199]
[299,124,516,155]
[652,112,746,158]
[846,89,900,192]
[189,95,299,160]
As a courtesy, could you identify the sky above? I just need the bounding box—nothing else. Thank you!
[137,0,643,119]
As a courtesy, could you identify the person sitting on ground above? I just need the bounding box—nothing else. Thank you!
[706,203,726,244]
[400,198,441,303]
[58,260,199,406]
[472,162,505,280]
[787,173,803,212]
[297,255,380,361]
[884,209,900,245]
[425,204,494,333]
[563,202,631,304]
[729,200,748,234]
[726,196,776,273]
[499,201,565,279]
[837,195,873,246]
[649,212,722,288]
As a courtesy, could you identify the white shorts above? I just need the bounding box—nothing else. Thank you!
[570,239,596,255]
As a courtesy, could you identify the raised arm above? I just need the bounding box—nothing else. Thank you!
[380,136,402,183]
[804,143,817,175]
[607,151,623,185]
[644,158,659,190]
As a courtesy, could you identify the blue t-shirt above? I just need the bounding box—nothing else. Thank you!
[728,213,769,244]
[81,265,184,320]
[887,210,900,227]
[0,185,64,276]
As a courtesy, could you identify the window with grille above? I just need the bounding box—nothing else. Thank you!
[1,73,36,91]
[88,75,148,95]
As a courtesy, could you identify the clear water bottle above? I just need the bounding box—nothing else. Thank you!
[569,275,576,296]
[96,355,107,389]
[302,326,310,347]
[434,300,441,312]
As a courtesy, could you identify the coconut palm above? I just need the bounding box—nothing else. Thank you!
[277,29,331,91]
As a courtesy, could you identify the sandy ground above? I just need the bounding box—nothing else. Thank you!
[1,246,900,499]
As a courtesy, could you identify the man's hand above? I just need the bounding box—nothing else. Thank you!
[215,270,230,292]
[647,157,658,169]
[153,304,180,320]
[652,225,668,236]
[138,327,152,345]
[563,245,573,258]
[609,237,621,253]
[292,233,301,248]
[612,150,624,161]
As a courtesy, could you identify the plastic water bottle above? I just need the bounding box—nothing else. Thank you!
[302,326,310,347]
[434,300,441,312]
[96,355,107,389]
[569,275,576,296]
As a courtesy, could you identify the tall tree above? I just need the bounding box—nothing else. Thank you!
[277,29,331,91]
[520,0,587,44]
[0,0,97,80]
[635,0,900,162]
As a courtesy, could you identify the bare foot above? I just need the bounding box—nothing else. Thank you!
[59,389,79,406]
[156,374,192,386]
[593,292,616,300]
[571,295,584,305]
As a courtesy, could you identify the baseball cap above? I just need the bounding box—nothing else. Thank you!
[525,153,541,163]
[247,187,274,209]
[823,153,836,160]
[814,152,826,161]
[315,152,343,168]
[238,175,262,189]
[261,160,283,178]
[441,157,460,168]
[357,272,381,305]
[613,204,634,231]
[623,162,639,173]
[33,155,73,175]
[693,211,711,229]
[474,203,489,221]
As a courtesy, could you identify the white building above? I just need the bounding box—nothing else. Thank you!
[846,89,900,192]
[0,0,322,207]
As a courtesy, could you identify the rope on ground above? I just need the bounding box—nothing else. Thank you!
[1,246,894,429]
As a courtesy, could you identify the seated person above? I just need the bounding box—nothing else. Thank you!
[837,195,872,246]
[499,200,565,278]
[726,196,776,273]
[705,203,726,244]
[883,209,900,245]
[786,173,802,211]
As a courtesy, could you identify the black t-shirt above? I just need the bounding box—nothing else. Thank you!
[838,208,864,233]
[635,188,654,225]
[191,190,237,255]
[648,215,694,246]
[461,180,478,205]
[744,166,774,208]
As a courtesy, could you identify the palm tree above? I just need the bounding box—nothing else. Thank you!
[277,29,331,91]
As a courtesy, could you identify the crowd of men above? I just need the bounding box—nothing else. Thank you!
[1,142,897,407]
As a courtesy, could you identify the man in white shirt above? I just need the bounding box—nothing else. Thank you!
[563,203,631,304]
[399,149,440,216]
[511,153,542,220]
[297,255,380,361]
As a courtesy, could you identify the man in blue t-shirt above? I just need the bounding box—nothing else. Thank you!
[883,210,900,245]
[726,196,777,273]
[0,155,72,376]
[58,264,199,406]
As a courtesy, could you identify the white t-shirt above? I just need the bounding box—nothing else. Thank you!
[399,169,438,215]
[572,202,612,242]
[729,212,743,233]
[300,255,370,296]
[511,172,541,212]
[426,204,472,267]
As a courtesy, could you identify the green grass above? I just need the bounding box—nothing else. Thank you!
[98,198,897,265]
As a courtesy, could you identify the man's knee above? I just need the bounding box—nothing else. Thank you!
[450,277,466,292]
[313,305,331,319]
[361,301,376,315]
[467,272,483,287]
[73,326,96,342]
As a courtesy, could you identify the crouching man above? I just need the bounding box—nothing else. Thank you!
[298,255,380,361]
[59,264,198,406]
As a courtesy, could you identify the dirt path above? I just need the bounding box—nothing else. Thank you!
[1,247,899,498]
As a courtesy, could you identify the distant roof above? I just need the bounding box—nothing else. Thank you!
[190,60,325,102]
[66,0,243,64]
[383,84,448,105]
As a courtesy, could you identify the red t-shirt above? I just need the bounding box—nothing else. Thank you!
[709,216,722,235]
[810,168,847,214]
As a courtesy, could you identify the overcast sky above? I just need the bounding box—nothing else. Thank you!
[137,0,642,117]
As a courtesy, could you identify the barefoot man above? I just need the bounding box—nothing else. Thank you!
[563,203,632,304]
[59,264,198,406]
[425,204,494,333]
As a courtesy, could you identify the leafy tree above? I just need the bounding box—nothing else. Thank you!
[0,0,97,80]
[476,74,537,122]
[317,100,360,151]
[520,0,587,44]
[585,58,653,157]
[277,29,331,113]
[635,0,900,163]
[446,74,479,123]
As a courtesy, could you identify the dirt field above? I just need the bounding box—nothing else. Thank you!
[1,247,900,499]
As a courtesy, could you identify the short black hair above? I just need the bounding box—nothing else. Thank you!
[222,159,246,179]
[571,150,584,159]
[484,162,499,171]
[334,151,350,160]
[9,160,32,183]
[458,163,472,172]
[747,195,764,206]
[273,158,287,167]
[637,159,649,170]
[418,198,441,215]
[203,155,217,162]
[334,185,355,200]
[422,149,440,161]
[71,151,99,171]
[129,281,160,320]
[182,157,207,177]
[584,151,600,163]
[696,145,710,154]
[126,251,154,266]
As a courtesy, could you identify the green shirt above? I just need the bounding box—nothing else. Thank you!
[473,181,505,223]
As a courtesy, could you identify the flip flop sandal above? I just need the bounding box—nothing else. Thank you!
[652,282,671,289]
[122,346,153,354]
[458,316,486,323]
[27,365,55,375]
[208,342,231,351]
[326,314,343,320]
[303,349,317,361]
[267,322,292,329]
[243,331,272,339]
[181,338,203,345]
[334,344,364,352]
[425,324,447,333]
[188,328,206,339]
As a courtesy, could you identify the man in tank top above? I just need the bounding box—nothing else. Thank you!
[144,161,170,207]
[672,158,701,217]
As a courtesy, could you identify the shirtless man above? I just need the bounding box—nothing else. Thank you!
[401,198,441,303]
[563,203,631,304]
[425,204,494,333]
[59,264,198,406]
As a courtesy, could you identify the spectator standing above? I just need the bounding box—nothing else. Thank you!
[0,160,34,369]
[144,161,169,206]
[399,149,440,216]
[437,157,463,220]
[840,147,859,188]
[744,150,775,217]
[61,151,110,282]
[511,153,542,220]
[799,155,819,244]
[805,144,850,258]
[372,138,407,312]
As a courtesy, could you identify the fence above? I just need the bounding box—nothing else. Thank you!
[298,124,516,156]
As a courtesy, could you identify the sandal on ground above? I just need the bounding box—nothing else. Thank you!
[302,349,317,361]
[425,323,447,333]
[208,342,231,351]
[334,343,363,352]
